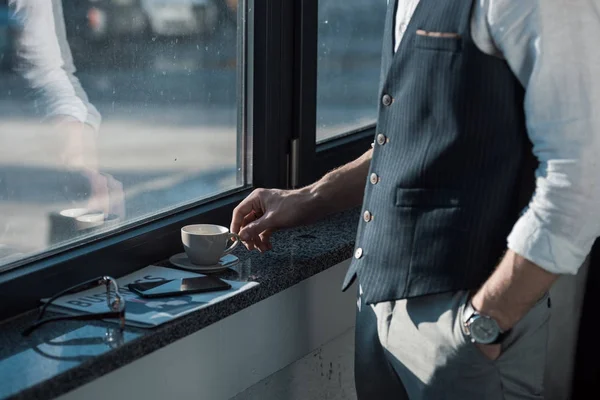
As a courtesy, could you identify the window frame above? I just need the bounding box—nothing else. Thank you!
[0,0,377,321]
[294,0,378,184]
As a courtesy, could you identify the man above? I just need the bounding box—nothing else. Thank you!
[231,0,600,398]
[2,0,124,254]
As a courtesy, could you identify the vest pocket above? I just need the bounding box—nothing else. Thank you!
[394,188,468,240]
[395,188,462,209]
[413,34,462,53]
[394,188,469,263]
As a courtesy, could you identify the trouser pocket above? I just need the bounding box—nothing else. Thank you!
[452,291,550,398]
[494,293,550,398]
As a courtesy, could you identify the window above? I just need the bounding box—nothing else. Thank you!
[316,0,387,143]
[0,0,245,271]
[0,0,373,321]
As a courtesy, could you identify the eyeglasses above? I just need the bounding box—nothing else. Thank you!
[22,276,126,336]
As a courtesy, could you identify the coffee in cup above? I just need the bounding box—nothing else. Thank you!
[181,224,240,266]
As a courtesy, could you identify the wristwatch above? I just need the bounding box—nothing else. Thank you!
[462,300,510,345]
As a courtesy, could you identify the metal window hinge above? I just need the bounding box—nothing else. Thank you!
[289,138,300,189]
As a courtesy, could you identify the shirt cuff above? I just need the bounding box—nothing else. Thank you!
[84,104,102,132]
[507,209,590,275]
[42,104,88,126]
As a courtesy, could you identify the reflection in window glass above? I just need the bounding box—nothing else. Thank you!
[316,0,387,142]
[0,0,242,269]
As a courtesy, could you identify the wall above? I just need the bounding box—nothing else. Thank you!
[232,328,356,400]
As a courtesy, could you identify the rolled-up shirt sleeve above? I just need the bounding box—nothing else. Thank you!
[50,0,102,130]
[9,0,100,129]
[487,0,600,274]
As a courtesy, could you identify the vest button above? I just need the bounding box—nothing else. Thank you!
[382,94,393,106]
[376,134,387,145]
[370,173,379,185]
[354,248,363,259]
[363,211,372,222]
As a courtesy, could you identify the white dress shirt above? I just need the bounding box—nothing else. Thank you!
[389,0,600,275]
[8,0,101,130]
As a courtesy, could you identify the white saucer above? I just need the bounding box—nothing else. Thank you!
[169,252,239,273]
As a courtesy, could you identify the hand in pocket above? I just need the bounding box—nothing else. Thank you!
[475,343,502,361]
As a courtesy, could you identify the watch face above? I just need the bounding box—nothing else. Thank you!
[470,316,499,344]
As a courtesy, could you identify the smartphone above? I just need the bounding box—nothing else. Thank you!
[128,280,174,294]
[130,276,232,298]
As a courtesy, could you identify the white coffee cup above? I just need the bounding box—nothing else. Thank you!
[48,208,122,245]
[48,208,104,245]
[181,224,240,266]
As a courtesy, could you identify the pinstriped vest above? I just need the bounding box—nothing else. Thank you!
[342,0,534,304]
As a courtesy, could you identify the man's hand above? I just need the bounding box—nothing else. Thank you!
[53,117,125,220]
[471,250,558,333]
[467,250,559,362]
[54,117,99,171]
[80,168,125,219]
[476,343,502,361]
[231,148,373,252]
[230,188,317,252]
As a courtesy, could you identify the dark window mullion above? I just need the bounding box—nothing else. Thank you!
[291,0,318,188]
[251,0,294,189]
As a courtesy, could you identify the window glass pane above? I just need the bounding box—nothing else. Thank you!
[316,0,387,142]
[0,0,244,269]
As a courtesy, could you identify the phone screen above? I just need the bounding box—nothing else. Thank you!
[136,276,232,298]
[128,280,174,293]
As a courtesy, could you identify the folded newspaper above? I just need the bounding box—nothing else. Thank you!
[41,265,259,328]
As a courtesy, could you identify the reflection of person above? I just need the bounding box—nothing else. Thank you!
[232,1,600,399]
[7,0,124,220]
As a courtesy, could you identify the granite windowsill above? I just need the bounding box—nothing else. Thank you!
[0,209,359,400]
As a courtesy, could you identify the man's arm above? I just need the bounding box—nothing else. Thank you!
[231,148,372,251]
[50,0,102,131]
[9,0,89,124]
[472,0,600,340]
[472,251,558,331]
[304,148,373,218]
[8,0,126,218]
